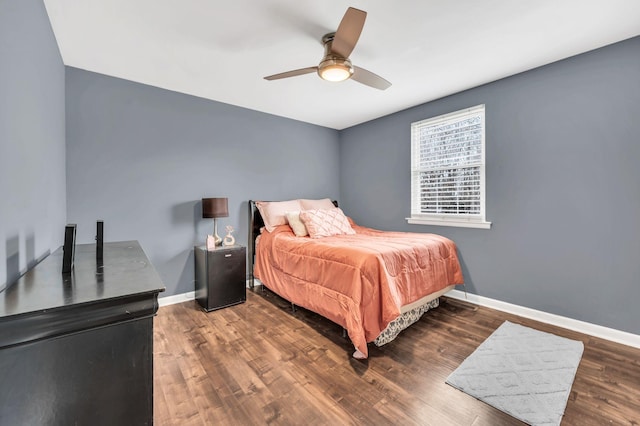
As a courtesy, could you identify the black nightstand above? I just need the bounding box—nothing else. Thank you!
[194,245,246,312]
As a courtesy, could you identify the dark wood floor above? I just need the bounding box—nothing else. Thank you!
[154,286,640,425]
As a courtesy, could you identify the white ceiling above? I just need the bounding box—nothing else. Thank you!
[44,0,640,130]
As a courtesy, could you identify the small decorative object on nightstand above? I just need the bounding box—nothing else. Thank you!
[194,245,246,311]
[223,225,235,247]
[206,235,216,251]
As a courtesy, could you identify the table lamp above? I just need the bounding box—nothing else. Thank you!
[202,197,228,247]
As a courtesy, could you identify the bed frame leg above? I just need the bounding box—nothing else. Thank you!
[291,303,296,313]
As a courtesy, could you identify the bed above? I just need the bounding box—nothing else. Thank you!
[248,198,464,358]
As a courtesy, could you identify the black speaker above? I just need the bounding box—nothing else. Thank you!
[96,220,104,261]
[62,224,77,274]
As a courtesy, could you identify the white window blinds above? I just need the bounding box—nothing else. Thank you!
[410,104,489,228]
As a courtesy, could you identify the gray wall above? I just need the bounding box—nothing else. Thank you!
[0,0,66,290]
[65,68,340,297]
[339,36,640,335]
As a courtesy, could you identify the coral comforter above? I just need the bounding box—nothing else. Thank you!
[253,223,464,358]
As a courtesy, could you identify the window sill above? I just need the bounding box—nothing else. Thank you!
[406,217,492,229]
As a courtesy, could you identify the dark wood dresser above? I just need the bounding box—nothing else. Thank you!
[0,240,165,426]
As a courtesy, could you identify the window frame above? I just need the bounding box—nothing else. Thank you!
[407,104,491,229]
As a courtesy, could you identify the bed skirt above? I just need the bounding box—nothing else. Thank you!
[374,298,440,346]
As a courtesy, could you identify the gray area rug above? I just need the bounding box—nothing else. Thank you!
[446,321,584,426]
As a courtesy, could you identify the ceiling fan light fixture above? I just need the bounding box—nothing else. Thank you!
[263,9,391,90]
[318,58,353,82]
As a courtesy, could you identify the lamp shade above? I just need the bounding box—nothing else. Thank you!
[202,197,228,218]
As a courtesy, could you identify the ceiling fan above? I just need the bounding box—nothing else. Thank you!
[264,7,391,90]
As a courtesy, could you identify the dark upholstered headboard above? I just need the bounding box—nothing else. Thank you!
[247,199,338,288]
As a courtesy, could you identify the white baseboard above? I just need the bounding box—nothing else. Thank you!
[158,291,195,307]
[157,280,254,307]
[446,289,640,349]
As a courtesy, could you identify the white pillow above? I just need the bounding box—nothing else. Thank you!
[299,198,336,210]
[255,200,302,232]
[286,211,308,237]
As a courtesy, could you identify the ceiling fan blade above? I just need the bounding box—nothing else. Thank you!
[264,67,318,81]
[352,66,392,90]
[331,7,366,58]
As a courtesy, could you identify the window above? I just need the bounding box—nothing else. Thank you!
[408,104,490,229]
